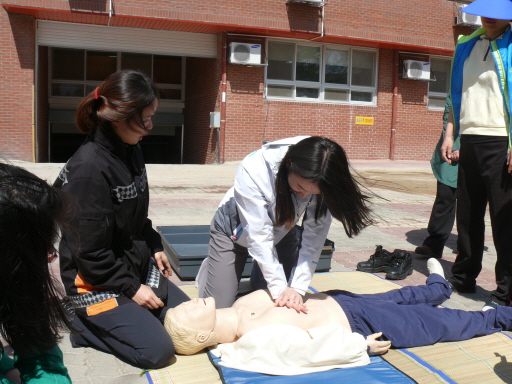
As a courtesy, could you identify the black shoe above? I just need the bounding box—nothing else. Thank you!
[415,245,441,259]
[357,245,395,273]
[385,250,413,280]
[448,278,477,293]
[482,300,499,311]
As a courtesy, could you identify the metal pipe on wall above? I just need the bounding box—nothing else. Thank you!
[390,50,399,160]
[108,0,113,26]
[33,21,38,163]
[219,31,227,164]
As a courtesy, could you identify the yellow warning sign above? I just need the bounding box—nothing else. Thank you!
[355,116,374,125]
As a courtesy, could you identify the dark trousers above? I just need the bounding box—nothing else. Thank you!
[452,135,512,304]
[423,181,457,257]
[70,281,189,369]
[328,274,512,348]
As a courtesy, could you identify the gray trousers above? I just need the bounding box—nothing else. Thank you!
[197,219,299,308]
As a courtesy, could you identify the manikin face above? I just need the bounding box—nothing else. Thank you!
[112,99,158,145]
[172,297,217,335]
[288,172,321,199]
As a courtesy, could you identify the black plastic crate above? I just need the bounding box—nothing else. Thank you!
[157,225,334,280]
[157,225,252,280]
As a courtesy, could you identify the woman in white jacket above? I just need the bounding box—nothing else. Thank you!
[197,136,373,310]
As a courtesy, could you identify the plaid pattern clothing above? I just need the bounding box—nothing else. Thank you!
[68,291,122,309]
[68,264,161,308]
[55,127,164,314]
[112,182,138,202]
[146,263,160,288]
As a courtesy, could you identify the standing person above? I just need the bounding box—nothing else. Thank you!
[415,96,459,258]
[197,136,374,310]
[0,163,73,384]
[55,69,189,369]
[441,0,512,310]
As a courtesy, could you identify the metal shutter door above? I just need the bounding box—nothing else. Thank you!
[37,20,217,58]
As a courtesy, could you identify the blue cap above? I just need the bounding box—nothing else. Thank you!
[463,0,512,20]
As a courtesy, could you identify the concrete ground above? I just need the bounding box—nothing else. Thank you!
[5,159,499,384]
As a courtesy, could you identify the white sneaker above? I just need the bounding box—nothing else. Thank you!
[427,258,445,280]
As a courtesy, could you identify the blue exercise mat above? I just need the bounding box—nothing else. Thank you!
[207,352,416,384]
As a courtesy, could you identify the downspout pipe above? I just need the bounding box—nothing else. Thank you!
[108,0,113,26]
[219,31,227,164]
[33,20,38,162]
[390,50,399,160]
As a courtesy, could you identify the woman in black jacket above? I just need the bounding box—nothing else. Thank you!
[55,69,188,369]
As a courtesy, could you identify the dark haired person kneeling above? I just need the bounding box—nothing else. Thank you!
[197,136,374,311]
[55,69,189,369]
[167,259,511,375]
[0,163,73,383]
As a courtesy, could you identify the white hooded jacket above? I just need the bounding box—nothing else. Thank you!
[219,136,332,299]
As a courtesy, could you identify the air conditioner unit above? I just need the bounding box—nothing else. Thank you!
[457,5,482,27]
[288,0,324,6]
[229,43,262,65]
[403,60,431,81]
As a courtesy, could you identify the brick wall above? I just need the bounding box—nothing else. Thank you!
[0,9,35,162]
[36,45,48,162]
[0,0,476,163]
[221,48,445,162]
[4,0,461,52]
[183,35,222,164]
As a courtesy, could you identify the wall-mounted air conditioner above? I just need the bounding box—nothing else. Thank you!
[456,5,482,27]
[288,0,324,6]
[229,43,262,65]
[403,60,431,81]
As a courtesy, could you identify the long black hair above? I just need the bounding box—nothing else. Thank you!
[75,69,158,134]
[0,163,74,355]
[275,136,374,237]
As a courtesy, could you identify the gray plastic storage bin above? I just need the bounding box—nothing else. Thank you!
[157,225,334,280]
[157,225,252,280]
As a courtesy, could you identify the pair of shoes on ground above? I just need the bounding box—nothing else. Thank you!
[414,245,442,258]
[357,245,413,280]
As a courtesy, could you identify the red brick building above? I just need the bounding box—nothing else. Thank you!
[0,0,476,164]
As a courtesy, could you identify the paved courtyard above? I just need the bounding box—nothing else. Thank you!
[4,159,499,383]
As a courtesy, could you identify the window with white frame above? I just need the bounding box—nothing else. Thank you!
[265,41,378,104]
[50,48,183,101]
[428,57,451,110]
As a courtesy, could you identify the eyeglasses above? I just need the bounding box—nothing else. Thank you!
[47,248,58,264]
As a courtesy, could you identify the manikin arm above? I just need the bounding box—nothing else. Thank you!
[366,332,391,355]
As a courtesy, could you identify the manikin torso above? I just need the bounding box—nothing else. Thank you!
[232,290,351,339]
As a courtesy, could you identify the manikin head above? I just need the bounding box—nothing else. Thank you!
[165,297,219,355]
